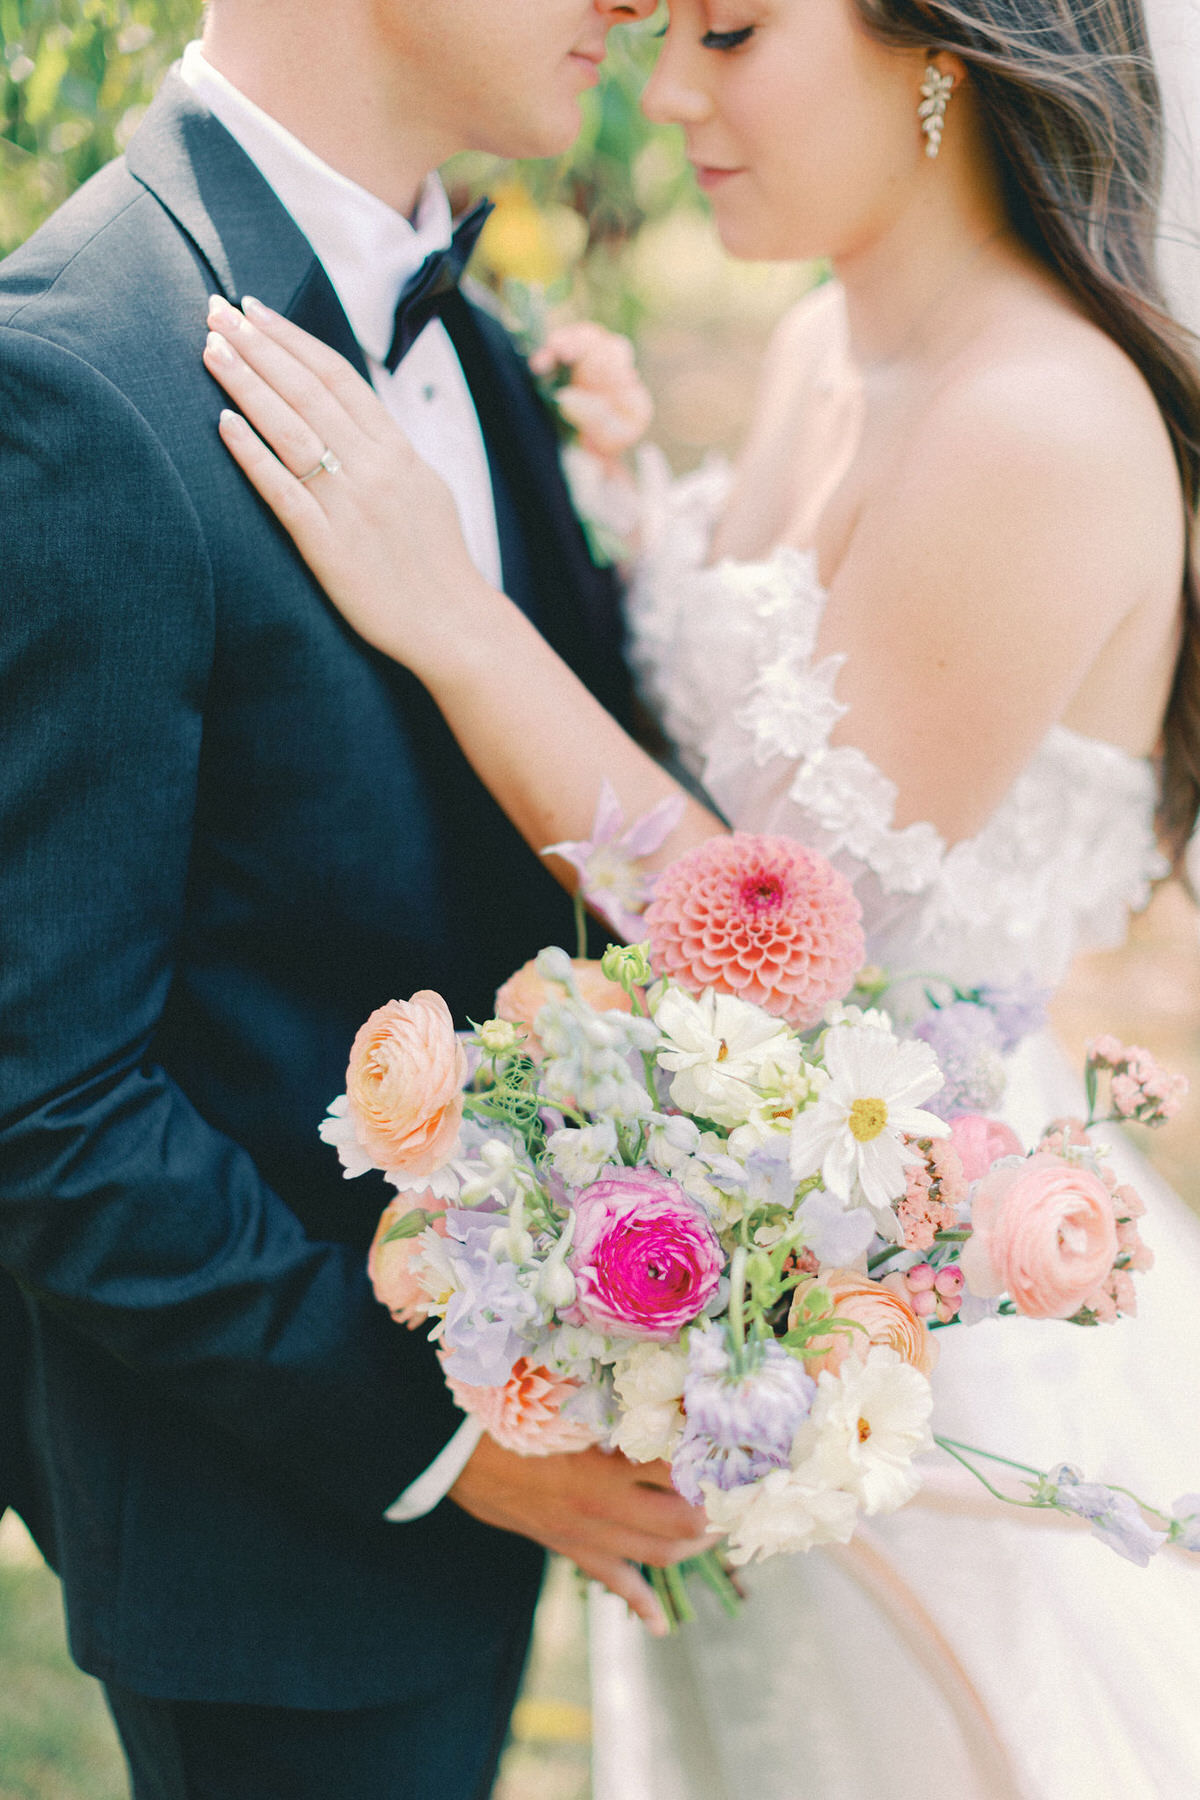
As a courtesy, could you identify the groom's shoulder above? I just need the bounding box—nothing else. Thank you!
[0,153,203,376]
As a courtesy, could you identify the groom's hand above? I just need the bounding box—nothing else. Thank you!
[449,1437,715,1636]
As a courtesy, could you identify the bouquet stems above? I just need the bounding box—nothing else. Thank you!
[646,1550,742,1631]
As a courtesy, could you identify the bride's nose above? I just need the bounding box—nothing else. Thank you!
[642,38,713,128]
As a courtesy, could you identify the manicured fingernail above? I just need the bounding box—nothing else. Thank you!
[206,331,236,367]
[218,408,245,432]
[242,295,275,324]
[208,293,234,320]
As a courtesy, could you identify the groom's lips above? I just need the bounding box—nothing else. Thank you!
[569,48,604,84]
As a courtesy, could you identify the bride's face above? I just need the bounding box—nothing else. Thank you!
[643,0,932,261]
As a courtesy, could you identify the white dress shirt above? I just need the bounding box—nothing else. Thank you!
[180,43,490,1515]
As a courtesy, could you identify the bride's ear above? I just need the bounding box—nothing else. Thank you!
[917,51,969,159]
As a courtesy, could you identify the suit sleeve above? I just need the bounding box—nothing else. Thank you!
[0,325,464,1518]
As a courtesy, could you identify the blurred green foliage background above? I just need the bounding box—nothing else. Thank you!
[0,0,699,332]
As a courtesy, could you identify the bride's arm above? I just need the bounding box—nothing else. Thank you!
[203,295,717,872]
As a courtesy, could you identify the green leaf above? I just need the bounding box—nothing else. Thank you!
[380,1207,432,1244]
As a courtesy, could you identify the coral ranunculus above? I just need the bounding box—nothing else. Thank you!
[960,1151,1119,1319]
[644,833,864,1027]
[441,1354,601,1454]
[368,1196,445,1327]
[345,992,466,1175]
[569,1168,724,1340]
[790,1268,938,1378]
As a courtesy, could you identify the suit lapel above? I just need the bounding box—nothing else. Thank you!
[124,70,368,379]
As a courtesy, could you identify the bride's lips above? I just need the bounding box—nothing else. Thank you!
[692,165,744,192]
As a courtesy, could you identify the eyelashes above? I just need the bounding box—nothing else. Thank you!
[701,26,756,50]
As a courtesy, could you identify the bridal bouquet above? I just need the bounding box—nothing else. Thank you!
[322,795,1197,1613]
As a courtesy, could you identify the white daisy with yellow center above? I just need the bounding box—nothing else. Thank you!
[788,1023,948,1223]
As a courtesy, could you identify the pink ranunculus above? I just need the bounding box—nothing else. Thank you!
[959,1150,1119,1319]
[345,992,467,1175]
[568,1168,723,1341]
[948,1113,1025,1182]
[441,1353,602,1455]
[494,957,632,1060]
[643,833,864,1028]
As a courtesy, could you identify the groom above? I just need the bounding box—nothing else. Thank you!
[0,1,710,1794]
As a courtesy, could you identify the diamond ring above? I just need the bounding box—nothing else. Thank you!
[298,447,342,482]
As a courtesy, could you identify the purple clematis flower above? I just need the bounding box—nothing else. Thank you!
[543,779,687,941]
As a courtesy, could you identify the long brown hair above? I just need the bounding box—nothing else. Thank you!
[855,0,1200,862]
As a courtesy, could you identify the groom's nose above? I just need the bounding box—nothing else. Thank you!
[595,0,659,19]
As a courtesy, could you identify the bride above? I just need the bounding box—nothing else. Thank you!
[201,0,1200,1790]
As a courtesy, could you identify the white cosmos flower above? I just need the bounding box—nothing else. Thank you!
[701,1464,860,1565]
[795,1346,933,1516]
[788,1024,947,1217]
[654,987,803,1129]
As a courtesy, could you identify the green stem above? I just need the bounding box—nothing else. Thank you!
[573,888,589,962]
[662,1562,697,1626]
[934,1436,1045,1509]
[867,1243,906,1272]
[936,1435,1044,1478]
[728,1246,748,1374]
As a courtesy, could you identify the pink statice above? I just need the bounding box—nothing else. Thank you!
[1086,1038,1188,1126]
[897,1136,967,1251]
[644,833,864,1027]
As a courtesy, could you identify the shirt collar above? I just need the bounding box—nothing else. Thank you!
[179,41,452,366]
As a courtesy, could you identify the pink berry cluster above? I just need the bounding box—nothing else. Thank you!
[897,1136,968,1251]
[1086,1036,1188,1126]
[887,1261,965,1324]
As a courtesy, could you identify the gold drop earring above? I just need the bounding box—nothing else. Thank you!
[918,63,956,159]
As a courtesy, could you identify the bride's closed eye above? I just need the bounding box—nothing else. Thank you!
[701,25,755,49]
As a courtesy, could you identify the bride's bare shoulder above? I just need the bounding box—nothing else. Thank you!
[896,297,1184,599]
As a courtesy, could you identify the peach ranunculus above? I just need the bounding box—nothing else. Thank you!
[345,992,466,1176]
[948,1113,1025,1182]
[959,1150,1119,1319]
[494,957,632,1059]
[789,1268,938,1379]
[368,1196,446,1327]
[441,1353,602,1455]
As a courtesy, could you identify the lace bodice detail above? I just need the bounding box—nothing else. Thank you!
[627,451,1167,993]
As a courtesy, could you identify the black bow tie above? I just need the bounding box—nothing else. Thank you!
[383,198,494,373]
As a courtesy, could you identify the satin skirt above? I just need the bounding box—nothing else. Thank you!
[590,1035,1200,1800]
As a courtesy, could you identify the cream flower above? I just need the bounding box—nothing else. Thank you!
[796,1346,933,1515]
[789,1024,947,1220]
[702,1463,859,1565]
[654,987,803,1129]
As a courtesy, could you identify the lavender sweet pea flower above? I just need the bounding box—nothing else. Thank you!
[671,1329,816,1504]
[795,1188,877,1267]
[1050,1464,1168,1567]
[974,983,1050,1054]
[438,1210,542,1387]
[911,1002,1006,1121]
[1171,1495,1200,1551]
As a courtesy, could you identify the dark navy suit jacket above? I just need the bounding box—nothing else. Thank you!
[0,73,630,1708]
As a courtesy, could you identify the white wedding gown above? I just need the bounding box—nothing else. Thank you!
[589,454,1200,1800]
